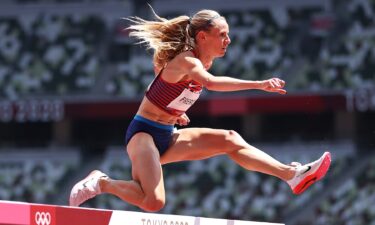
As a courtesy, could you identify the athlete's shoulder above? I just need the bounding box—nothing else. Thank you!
[174,51,203,69]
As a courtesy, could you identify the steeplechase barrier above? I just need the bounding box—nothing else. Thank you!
[0,200,284,225]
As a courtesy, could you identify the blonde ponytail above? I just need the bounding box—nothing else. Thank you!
[127,7,222,68]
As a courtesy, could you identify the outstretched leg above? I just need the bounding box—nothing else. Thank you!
[161,127,330,194]
[161,128,296,180]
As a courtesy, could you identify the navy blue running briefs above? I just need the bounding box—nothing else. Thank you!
[125,115,174,156]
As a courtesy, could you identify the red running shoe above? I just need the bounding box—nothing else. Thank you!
[287,152,331,195]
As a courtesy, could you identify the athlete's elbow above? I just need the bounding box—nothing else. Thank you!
[204,81,215,90]
[203,77,217,91]
[205,81,226,91]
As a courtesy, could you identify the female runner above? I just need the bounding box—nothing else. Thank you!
[70,8,331,212]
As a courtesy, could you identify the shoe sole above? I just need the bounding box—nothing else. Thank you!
[69,170,102,206]
[293,152,331,195]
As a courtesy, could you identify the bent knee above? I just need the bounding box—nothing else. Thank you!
[227,130,239,137]
[224,130,241,142]
[142,196,165,212]
[223,130,248,150]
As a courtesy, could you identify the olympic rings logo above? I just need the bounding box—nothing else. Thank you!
[35,212,51,225]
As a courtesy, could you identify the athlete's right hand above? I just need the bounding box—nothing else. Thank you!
[176,113,190,126]
[259,78,287,94]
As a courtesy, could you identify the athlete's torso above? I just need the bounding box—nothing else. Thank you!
[145,73,203,116]
[136,51,204,125]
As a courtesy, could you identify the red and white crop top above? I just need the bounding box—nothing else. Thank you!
[145,71,203,116]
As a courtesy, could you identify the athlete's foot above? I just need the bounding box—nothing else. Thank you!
[287,152,331,195]
[69,170,108,207]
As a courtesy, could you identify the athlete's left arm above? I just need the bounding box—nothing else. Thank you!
[184,57,286,94]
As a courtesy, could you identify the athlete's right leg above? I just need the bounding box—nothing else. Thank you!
[70,132,165,212]
[100,132,165,212]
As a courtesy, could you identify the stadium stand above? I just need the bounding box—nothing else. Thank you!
[2,0,373,100]
[0,148,80,203]
[0,13,106,99]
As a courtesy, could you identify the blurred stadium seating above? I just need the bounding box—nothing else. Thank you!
[0,148,80,203]
[0,0,374,100]
[0,13,106,99]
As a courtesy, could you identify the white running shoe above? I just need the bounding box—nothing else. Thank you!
[69,170,108,207]
[287,152,331,195]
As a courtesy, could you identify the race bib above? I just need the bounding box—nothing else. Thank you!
[166,88,201,112]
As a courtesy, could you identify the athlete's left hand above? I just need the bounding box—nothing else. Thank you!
[259,78,287,94]
[177,113,190,126]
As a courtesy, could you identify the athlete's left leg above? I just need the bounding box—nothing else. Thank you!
[160,127,331,194]
[160,127,296,181]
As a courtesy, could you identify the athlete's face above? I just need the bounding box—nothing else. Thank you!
[203,18,231,57]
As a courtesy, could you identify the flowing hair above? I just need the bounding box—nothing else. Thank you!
[126,6,222,68]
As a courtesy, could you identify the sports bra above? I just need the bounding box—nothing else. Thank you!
[145,69,203,116]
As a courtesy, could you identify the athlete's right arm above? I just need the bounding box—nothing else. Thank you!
[183,55,286,94]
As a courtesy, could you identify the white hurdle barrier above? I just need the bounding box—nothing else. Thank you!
[0,200,284,225]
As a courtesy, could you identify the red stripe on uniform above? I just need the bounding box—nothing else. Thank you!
[145,75,203,116]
